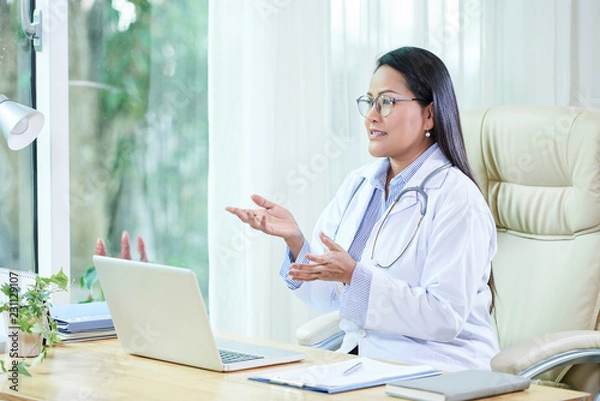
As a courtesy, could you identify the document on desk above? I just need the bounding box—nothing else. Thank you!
[50,301,114,333]
[248,357,441,394]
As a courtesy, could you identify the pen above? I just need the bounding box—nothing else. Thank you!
[342,361,363,376]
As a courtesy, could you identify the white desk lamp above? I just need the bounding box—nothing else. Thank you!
[0,94,44,150]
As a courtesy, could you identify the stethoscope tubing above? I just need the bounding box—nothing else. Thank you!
[371,163,452,268]
[333,162,452,268]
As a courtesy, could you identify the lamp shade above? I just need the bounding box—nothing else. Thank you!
[0,94,44,150]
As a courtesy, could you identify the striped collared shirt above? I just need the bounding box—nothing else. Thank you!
[280,143,440,312]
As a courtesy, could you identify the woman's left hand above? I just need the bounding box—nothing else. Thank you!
[289,232,357,284]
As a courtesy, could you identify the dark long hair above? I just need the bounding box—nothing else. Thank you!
[376,47,476,184]
[376,47,496,312]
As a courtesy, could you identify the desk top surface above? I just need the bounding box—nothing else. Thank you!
[0,334,592,401]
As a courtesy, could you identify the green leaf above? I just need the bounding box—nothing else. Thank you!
[30,321,45,334]
[17,361,32,377]
[46,330,61,347]
[78,298,94,304]
[82,266,99,291]
[18,320,32,333]
[34,268,69,292]
[51,269,69,290]
[0,283,13,297]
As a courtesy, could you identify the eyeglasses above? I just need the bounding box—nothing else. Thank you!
[355,94,425,118]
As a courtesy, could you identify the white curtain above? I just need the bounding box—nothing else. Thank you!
[208,0,600,343]
[207,0,335,342]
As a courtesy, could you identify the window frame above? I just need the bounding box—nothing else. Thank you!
[35,0,70,304]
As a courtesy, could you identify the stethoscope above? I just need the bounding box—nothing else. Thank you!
[333,163,452,269]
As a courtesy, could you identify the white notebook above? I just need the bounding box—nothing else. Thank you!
[386,370,531,401]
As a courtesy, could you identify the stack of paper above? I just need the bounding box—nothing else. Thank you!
[50,302,116,342]
[249,357,441,394]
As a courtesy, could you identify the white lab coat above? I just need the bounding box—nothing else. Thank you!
[292,147,499,372]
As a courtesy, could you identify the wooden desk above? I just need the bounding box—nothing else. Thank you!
[0,335,592,401]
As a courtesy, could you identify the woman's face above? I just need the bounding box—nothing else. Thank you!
[364,65,434,172]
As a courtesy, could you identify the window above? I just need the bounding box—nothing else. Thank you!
[0,0,36,273]
[65,0,209,303]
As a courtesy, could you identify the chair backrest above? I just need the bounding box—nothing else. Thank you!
[461,106,600,353]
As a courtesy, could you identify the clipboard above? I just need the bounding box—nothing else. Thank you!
[249,357,441,394]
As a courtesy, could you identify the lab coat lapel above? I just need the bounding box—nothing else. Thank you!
[387,148,451,217]
[334,170,377,250]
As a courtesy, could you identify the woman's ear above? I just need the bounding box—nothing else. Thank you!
[424,102,435,131]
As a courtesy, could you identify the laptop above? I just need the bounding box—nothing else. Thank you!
[92,255,305,371]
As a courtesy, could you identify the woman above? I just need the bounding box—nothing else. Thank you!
[226,47,498,372]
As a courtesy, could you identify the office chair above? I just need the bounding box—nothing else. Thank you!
[295,105,600,399]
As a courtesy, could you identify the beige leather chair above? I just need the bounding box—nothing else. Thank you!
[296,105,600,399]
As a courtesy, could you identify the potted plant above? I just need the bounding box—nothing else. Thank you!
[0,269,68,376]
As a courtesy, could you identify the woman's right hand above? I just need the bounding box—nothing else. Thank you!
[225,194,304,252]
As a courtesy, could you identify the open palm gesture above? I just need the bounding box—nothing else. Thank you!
[226,194,304,251]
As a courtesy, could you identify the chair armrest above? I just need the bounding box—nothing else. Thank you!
[295,311,343,350]
[491,330,600,378]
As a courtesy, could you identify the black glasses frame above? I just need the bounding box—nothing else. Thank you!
[356,94,426,118]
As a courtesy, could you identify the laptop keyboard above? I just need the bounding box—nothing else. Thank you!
[219,349,264,364]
